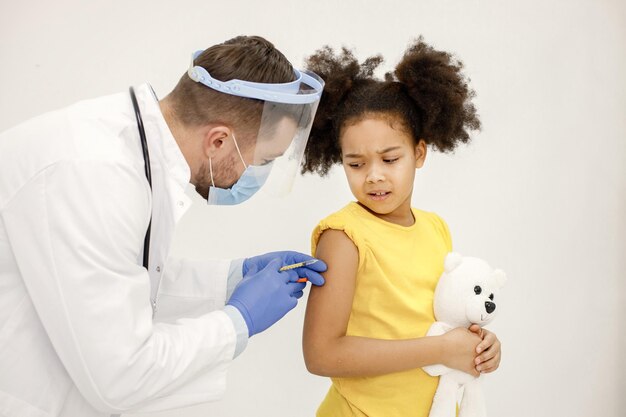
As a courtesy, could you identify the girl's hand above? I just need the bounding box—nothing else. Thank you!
[441,327,482,377]
[469,324,501,374]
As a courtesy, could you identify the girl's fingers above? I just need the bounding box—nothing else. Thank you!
[475,344,497,365]
[476,353,501,373]
[468,324,480,333]
[476,330,496,353]
[473,329,501,373]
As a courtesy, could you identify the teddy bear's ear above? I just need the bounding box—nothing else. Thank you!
[492,269,507,288]
[444,252,463,272]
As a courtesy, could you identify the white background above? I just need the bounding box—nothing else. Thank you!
[1,1,624,416]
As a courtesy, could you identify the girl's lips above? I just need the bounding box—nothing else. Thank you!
[368,191,390,201]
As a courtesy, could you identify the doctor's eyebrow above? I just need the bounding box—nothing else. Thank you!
[343,146,402,158]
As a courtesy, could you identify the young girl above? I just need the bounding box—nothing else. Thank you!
[301,38,502,417]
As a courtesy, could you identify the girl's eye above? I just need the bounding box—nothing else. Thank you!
[348,163,363,168]
[383,158,399,164]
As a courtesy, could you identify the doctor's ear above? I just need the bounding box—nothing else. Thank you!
[202,126,232,157]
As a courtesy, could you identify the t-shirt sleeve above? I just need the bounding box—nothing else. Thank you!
[311,210,364,261]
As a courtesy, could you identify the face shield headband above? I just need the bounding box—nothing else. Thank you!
[187,50,323,104]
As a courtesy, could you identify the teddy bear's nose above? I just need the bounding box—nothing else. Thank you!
[485,301,496,314]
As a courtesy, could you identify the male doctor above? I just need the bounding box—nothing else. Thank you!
[0,35,326,417]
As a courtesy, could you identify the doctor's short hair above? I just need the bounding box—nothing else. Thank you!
[168,35,297,138]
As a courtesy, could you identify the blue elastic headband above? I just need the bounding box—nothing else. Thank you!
[187,50,324,105]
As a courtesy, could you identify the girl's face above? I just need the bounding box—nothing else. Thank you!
[340,116,427,226]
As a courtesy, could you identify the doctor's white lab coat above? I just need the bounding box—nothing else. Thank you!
[0,84,241,417]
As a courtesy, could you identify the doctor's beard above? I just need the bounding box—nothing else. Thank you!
[194,154,238,200]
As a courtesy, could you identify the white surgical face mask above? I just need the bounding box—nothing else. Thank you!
[207,133,272,206]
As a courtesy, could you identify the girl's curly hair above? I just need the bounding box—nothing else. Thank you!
[302,36,481,176]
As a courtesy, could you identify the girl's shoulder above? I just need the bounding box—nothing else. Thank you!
[412,207,453,251]
[412,207,448,226]
[310,202,368,255]
[314,204,450,237]
[313,201,384,234]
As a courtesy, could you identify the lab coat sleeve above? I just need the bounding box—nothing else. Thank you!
[0,160,238,414]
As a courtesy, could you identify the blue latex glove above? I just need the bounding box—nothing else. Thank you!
[228,258,309,337]
[243,251,327,286]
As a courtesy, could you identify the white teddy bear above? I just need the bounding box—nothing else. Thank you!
[423,252,507,417]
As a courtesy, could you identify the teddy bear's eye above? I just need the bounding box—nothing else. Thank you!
[489,294,494,300]
[474,286,482,295]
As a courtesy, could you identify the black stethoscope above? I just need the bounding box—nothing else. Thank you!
[129,87,152,271]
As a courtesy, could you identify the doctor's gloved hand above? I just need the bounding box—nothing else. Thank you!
[227,258,308,337]
[243,251,327,286]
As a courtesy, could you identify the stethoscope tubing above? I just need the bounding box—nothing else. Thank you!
[129,86,152,271]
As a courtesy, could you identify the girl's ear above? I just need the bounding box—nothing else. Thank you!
[415,139,427,169]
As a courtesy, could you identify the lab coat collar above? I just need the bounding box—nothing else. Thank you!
[132,83,192,194]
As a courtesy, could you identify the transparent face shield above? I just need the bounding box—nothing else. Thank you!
[248,99,320,197]
[187,51,324,203]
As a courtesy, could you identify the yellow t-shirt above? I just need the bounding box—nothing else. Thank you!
[311,202,452,417]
